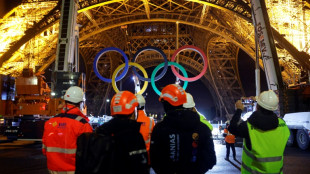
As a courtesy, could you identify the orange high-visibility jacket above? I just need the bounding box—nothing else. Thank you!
[137,110,155,152]
[224,128,235,143]
[42,105,93,173]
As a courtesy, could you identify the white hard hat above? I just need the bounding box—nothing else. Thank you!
[136,94,146,108]
[64,86,84,104]
[183,93,195,108]
[256,90,279,111]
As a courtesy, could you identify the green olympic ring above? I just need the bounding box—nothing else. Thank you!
[151,61,188,95]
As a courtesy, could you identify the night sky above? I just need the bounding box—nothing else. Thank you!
[238,49,268,97]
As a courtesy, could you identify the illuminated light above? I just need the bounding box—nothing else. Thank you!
[0,0,308,78]
[51,92,56,96]
[106,99,110,102]
[78,0,123,13]
[185,0,229,12]
[0,1,57,75]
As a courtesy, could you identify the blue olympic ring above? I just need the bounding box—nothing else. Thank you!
[93,47,129,83]
[132,46,168,82]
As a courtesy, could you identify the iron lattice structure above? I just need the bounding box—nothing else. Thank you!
[1,0,310,118]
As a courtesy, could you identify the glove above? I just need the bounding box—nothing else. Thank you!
[235,100,244,110]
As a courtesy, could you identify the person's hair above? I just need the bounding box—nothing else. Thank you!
[114,114,133,118]
[257,104,274,114]
[65,100,80,107]
[161,100,183,112]
[137,106,145,110]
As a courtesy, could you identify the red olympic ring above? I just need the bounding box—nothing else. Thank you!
[170,45,208,82]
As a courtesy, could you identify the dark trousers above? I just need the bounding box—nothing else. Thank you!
[226,142,236,158]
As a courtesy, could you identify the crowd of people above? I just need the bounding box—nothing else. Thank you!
[42,84,290,174]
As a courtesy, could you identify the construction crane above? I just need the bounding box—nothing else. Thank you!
[0,0,85,140]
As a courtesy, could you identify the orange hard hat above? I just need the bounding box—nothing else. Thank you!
[159,84,187,106]
[110,91,138,116]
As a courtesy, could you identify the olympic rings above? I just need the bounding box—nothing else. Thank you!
[93,45,208,94]
[170,45,208,82]
[132,46,168,82]
[112,62,148,95]
[93,47,129,83]
[151,61,188,96]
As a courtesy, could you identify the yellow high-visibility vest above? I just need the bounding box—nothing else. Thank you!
[241,118,290,174]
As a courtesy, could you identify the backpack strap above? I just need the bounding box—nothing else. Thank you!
[55,113,88,124]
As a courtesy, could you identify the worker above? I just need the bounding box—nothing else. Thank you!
[95,91,149,174]
[136,94,155,164]
[150,84,216,174]
[223,121,236,161]
[228,90,290,174]
[42,86,93,173]
[183,92,213,131]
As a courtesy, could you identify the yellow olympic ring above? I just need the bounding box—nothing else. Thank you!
[112,62,148,95]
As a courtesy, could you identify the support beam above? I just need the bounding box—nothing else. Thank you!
[200,4,209,25]
[142,0,151,19]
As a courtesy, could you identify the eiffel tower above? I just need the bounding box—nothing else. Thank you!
[0,0,309,119]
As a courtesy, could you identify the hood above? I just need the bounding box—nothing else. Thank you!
[98,117,141,135]
[164,109,201,130]
[247,110,279,131]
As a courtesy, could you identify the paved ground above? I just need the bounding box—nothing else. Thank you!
[208,140,243,173]
[0,139,309,174]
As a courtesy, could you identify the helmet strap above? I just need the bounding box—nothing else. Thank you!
[64,102,78,113]
[134,107,138,120]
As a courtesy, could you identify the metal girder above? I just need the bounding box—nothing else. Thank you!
[1,0,309,115]
[207,36,245,117]
[79,15,255,59]
[186,0,251,20]
[1,0,308,76]
[127,23,192,52]
[200,5,209,25]
[0,1,60,69]
[85,53,112,115]
[142,0,151,19]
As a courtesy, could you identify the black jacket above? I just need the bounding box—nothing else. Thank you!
[150,109,216,174]
[228,109,279,150]
[96,117,149,174]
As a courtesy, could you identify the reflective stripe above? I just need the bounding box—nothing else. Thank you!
[48,170,75,174]
[125,98,138,109]
[242,162,282,174]
[244,147,282,162]
[129,149,147,156]
[149,118,153,133]
[42,144,47,150]
[75,116,83,121]
[144,117,153,144]
[129,98,137,105]
[242,162,264,174]
[46,147,76,154]
[160,93,177,101]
